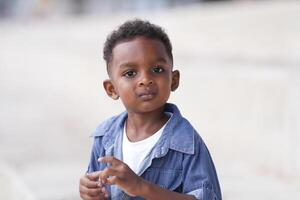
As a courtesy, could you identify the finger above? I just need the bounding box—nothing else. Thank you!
[80,185,103,197]
[98,156,122,166]
[105,175,118,185]
[99,167,119,181]
[97,179,103,187]
[81,193,106,200]
[101,186,108,194]
[80,176,100,188]
[80,194,95,200]
[86,171,102,181]
[101,187,109,198]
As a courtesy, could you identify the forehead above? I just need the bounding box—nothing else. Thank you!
[109,37,172,70]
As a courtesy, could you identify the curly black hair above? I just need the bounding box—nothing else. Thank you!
[103,19,173,68]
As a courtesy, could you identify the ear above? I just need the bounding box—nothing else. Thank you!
[171,70,180,91]
[103,79,119,100]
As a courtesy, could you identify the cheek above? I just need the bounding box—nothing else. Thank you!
[117,82,135,97]
[158,84,172,100]
[159,78,172,90]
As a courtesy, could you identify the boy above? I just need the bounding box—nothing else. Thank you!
[79,19,222,200]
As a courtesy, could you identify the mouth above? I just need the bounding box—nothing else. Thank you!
[137,91,156,101]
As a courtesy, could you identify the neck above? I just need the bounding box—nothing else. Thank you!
[125,106,169,142]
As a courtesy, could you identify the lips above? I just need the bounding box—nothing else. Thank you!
[137,90,157,101]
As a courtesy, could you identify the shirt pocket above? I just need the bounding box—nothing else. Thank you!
[143,167,183,192]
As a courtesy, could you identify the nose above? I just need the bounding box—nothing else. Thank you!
[138,72,153,87]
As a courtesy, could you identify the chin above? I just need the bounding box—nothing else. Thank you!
[136,102,166,113]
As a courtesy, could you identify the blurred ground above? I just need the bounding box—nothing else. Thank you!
[1,0,300,199]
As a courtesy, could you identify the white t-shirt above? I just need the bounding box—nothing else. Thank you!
[122,115,171,174]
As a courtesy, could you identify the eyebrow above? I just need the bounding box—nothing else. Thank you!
[119,62,136,68]
[119,57,168,68]
[155,57,168,64]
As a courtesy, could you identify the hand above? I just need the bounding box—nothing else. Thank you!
[79,172,109,200]
[98,156,144,197]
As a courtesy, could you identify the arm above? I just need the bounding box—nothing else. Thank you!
[180,138,222,200]
[98,156,197,200]
[139,179,196,200]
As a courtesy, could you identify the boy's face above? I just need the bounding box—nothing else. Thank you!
[103,37,179,114]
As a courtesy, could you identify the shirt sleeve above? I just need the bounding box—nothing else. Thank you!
[182,135,222,200]
[86,137,103,173]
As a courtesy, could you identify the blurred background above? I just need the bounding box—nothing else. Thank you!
[0,0,299,199]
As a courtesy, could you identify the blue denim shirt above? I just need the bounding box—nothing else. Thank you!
[87,103,222,200]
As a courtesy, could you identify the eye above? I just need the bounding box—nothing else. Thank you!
[152,66,164,73]
[123,70,137,78]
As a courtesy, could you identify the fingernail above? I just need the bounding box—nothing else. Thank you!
[98,157,103,162]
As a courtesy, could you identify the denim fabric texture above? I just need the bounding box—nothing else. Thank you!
[87,103,222,200]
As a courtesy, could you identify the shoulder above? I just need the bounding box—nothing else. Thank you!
[91,116,117,137]
[91,111,127,138]
[174,118,205,152]
[165,104,204,155]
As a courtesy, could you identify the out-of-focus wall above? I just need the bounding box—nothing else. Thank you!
[0,0,203,18]
[0,0,299,199]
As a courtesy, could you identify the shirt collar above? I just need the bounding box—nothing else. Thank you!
[157,103,195,155]
[92,103,195,155]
